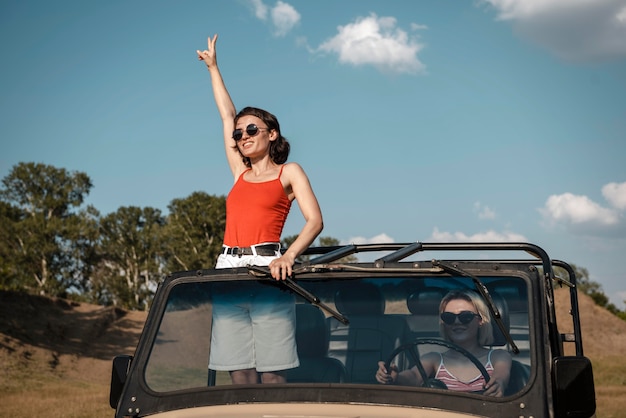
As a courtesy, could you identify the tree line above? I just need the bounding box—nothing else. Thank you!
[1,162,623,318]
[560,264,626,321]
[0,162,344,310]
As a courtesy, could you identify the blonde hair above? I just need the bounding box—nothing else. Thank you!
[438,289,494,346]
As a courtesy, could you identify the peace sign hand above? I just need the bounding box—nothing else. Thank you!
[197,34,218,68]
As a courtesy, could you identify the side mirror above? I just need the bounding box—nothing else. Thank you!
[110,355,133,409]
[553,356,596,418]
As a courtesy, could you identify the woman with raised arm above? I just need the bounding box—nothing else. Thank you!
[196,34,323,385]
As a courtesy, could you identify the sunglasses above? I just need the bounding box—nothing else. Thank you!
[440,311,480,325]
[232,124,270,141]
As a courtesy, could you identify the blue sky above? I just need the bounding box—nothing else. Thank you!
[2,0,626,308]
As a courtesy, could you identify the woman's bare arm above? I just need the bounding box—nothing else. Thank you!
[483,349,512,397]
[269,163,323,280]
[197,34,245,179]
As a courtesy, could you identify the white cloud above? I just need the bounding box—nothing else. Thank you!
[602,181,626,210]
[429,227,527,242]
[541,192,620,226]
[482,0,597,19]
[271,1,300,37]
[480,0,626,61]
[342,233,395,245]
[249,0,268,20]
[411,23,429,31]
[247,0,300,37]
[474,202,496,220]
[315,13,426,75]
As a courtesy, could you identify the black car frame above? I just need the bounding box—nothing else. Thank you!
[110,242,596,418]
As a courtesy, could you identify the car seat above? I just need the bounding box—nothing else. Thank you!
[327,281,409,384]
[286,303,346,383]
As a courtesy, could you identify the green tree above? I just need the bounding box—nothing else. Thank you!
[0,162,93,296]
[0,201,23,290]
[66,205,102,300]
[162,192,226,272]
[96,206,164,310]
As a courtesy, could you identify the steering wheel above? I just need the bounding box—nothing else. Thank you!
[384,338,490,392]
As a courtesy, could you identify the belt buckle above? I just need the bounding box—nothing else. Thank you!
[232,246,241,257]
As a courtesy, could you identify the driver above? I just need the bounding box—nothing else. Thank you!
[375,289,512,397]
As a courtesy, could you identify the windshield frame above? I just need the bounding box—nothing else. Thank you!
[116,259,547,417]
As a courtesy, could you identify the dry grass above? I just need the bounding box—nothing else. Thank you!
[1,288,624,418]
[595,384,626,418]
[588,356,626,418]
[1,374,111,418]
[554,287,626,418]
[0,290,145,418]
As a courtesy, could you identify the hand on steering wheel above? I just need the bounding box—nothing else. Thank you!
[384,338,491,392]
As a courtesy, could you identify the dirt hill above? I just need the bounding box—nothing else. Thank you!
[0,290,146,381]
[553,287,626,358]
[0,287,625,417]
[0,290,147,417]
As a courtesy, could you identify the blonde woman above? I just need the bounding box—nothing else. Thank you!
[376,290,512,397]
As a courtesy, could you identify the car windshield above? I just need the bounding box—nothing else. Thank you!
[144,274,530,396]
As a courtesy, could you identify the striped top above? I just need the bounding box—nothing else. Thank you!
[434,349,494,392]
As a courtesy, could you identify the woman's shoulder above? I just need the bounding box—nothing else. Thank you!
[281,162,303,171]
[490,348,513,362]
[280,162,307,178]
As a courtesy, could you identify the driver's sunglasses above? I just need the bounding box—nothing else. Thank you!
[232,124,270,141]
[440,311,480,325]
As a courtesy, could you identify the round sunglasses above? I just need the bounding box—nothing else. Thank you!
[232,124,270,141]
[440,311,481,325]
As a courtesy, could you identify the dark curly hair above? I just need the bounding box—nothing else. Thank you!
[233,107,290,167]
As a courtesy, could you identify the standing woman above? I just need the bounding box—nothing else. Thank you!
[197,35,323,384]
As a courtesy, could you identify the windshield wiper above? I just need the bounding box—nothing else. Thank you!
[246,265,349,325]
[433,260,519,354]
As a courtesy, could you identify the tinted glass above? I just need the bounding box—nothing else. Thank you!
[144,276,530,395]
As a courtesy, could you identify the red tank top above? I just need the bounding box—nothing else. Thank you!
[223,165,292,247]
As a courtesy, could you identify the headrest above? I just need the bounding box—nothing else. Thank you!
[295,304,329,358]
[407,289,446,315]
[334,282,384,315]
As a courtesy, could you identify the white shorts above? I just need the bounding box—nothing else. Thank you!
[215,253,279,269]
[210,249,299,372]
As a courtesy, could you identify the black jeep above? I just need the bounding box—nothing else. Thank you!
[110,242,596,418]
